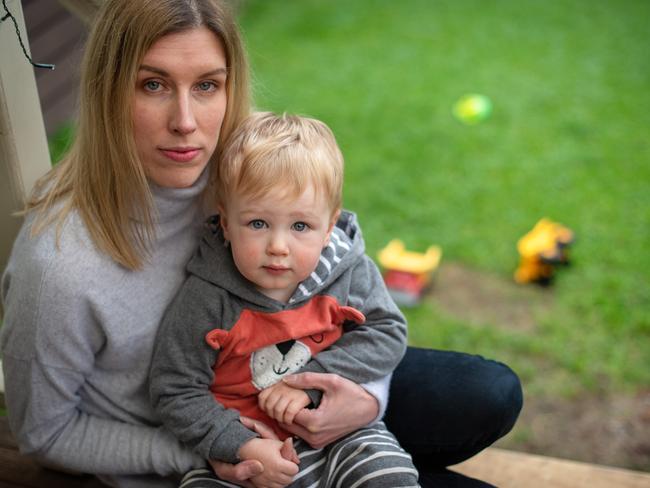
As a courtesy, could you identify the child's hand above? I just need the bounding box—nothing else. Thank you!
[238,437,299,488]
[208,417,298,488]
[258,381,311,425]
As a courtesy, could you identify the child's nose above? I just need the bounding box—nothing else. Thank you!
[267,232,289,255]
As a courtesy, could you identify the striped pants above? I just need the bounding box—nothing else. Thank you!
[180,422,420,488]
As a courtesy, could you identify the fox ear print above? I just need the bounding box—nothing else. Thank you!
[205,329,230,350]
[338,306,366,325]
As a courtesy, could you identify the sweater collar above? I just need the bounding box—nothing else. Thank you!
[149,169,209,223]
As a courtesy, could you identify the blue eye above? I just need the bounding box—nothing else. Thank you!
[144,80,162,91]
[292,222,308,232]
[198,81,217,92]
[249,219,267,230]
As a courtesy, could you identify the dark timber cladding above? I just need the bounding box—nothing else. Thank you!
[21,0,86,136]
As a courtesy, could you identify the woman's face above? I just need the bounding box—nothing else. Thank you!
[133,27,228,188]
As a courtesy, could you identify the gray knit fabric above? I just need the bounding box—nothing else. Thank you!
[1,172,209,487]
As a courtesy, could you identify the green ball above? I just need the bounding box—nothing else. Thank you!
[453,94,492,124]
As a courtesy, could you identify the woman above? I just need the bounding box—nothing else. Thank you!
[0,1,522,487]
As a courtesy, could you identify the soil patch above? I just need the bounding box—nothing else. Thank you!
[498,391,650,471]
[423,262,650,471]
[428,262,553,332]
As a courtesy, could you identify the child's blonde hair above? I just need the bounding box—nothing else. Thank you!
[216,112,344,215]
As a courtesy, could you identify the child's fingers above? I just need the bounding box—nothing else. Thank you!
[257,387,271,413]
[258,460,298,487]
[279,458,299,477]
[252,477,284,488]
[282,399,303,425]
[271,395,292,422]
[258,388,277,415]
[280,437,300,464]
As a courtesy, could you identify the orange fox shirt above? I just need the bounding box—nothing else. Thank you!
[205,295,365,439]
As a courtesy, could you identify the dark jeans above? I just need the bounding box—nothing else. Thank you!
[384,347,523,488]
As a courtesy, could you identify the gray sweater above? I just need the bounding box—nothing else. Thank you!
[0,172,390,487]
[150,214,407,463]
[1,172,208,487]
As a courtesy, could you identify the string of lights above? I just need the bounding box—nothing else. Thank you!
[2,0,55,70]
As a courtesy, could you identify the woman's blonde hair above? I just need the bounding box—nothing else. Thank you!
[27,0,250,269]
[216,112,344,217]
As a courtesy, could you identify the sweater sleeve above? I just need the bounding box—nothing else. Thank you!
[0,234,202,477]
[149,276,257,463]
[1,356,200,476]
[299,255,408,385]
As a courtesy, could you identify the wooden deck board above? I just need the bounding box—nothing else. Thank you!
[452,447,650,488]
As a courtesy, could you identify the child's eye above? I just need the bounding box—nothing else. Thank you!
[292,222,309,232]
[249,219,267,230]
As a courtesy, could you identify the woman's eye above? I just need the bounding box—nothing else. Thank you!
[292,222,308,232]
[197,81,217,92]
[249,220,267,230]
[144,80,162,92]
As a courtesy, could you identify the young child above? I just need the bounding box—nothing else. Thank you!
[150,112,420,487]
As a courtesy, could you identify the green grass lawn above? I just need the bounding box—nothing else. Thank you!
[238,0,650,397]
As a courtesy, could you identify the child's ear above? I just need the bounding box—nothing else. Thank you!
[218,206,230,240]
[324,209,341,246]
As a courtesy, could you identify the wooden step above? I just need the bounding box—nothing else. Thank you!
[452,447,650,488]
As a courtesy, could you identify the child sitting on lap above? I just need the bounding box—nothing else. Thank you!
[150,112,420,487]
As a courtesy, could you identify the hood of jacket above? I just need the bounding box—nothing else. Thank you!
[186,210,367,308]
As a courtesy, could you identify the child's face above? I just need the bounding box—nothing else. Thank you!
[220,184,338,303]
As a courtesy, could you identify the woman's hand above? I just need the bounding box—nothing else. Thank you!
[209,416,298,487]
[279,372,379,448]
[208,458,261,488]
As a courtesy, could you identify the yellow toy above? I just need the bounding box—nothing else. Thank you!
[514,218,574,284]
[377,240,442,306]
[453,94,492,125]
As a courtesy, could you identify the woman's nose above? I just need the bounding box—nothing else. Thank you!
[169,93,197,135]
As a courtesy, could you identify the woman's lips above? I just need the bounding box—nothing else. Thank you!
[160,148,201,162]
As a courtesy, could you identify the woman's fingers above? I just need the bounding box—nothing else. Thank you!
[282,372,340,393]
[281,373,379,448]
[240,416,279,439]
[208,458,262,487]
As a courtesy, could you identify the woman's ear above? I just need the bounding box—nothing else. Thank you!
[324,209,341,246]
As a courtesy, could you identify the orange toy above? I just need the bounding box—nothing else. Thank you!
[515,218,574,284]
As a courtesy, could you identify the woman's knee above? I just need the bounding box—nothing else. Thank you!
[385,348,523,451]
[483,360,523,437]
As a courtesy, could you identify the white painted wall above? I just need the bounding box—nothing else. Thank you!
[1,0,53,390]
[1,0,52,278]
